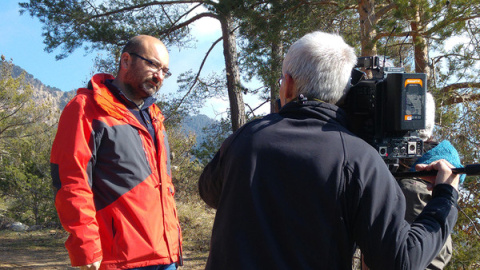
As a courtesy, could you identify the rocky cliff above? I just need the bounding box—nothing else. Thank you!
[9,63,75,111]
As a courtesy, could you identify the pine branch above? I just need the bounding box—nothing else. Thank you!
[88,0,205,19]
[439,83,480,106]
[165,36,223,122]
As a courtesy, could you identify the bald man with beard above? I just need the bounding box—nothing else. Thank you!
[51,35,182,270]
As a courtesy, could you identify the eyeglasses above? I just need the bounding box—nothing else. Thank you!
[128,52,172,78]
[277,75,284,88]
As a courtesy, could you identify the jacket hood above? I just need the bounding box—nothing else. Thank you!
[83,73,128,120]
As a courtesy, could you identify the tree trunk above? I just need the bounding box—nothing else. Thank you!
[270,37,283,113]
[219,12,245,132]
[410,6,430,77]
[358,0,378,57]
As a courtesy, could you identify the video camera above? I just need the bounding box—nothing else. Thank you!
[344,56,427,172]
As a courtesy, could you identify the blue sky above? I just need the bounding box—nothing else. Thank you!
[0,1,99,92]
[0,1,268,118]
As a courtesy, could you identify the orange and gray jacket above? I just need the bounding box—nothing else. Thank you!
[50,73,182,269]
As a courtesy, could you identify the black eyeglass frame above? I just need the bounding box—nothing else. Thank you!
[128,52,172,78]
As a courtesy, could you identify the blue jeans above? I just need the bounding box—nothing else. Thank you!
[129,263,177,270]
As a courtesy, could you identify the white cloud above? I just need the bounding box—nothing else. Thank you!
[187,4,221,38]
[443,35,469,51]
[191,16,221,37]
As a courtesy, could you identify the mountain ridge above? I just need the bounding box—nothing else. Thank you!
[6,63,215,145]
[8,63,76,110]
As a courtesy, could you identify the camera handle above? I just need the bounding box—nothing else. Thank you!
[393,164,480,178]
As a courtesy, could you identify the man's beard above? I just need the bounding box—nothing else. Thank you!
[142,77,161,94]
[125,76,161,100]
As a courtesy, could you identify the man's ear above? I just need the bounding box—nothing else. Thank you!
[120,52,131,70]
[284,73,296,101]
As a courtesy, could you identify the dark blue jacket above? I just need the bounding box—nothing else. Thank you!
[199,100,458,270]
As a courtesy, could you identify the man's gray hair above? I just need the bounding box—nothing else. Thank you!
[283,31,357,104]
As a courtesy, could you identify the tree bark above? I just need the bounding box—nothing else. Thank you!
[358,0,377,57]
[219,12,245,131]
[358,0,378,79]
[410,5,430,77]
[270,37,283,113]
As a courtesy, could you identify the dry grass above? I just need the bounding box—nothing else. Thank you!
[0,229,74,269]
[0,200,216,269]
[177,200,216,270]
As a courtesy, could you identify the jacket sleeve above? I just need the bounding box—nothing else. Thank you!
[198,121,260,209]
[198,126,243,209]
[351,156,458,270]
[50,95,103,266]
[198,149,225,209]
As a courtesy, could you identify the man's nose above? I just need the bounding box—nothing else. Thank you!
[152,70,164,82]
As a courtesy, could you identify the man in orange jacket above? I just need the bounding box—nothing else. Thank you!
[51,35,182,270]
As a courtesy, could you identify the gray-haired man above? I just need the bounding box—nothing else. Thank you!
[199,31,459,270]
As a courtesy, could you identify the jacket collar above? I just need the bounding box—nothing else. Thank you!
[279,99,348,127]
[85,73,162,120]
[82,73,165,123]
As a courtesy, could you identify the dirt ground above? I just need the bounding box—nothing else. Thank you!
[0,229,207,269]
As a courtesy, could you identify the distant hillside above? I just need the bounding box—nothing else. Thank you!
[181,114,217,146]
[8,64,75,110]
[4,62,217,144]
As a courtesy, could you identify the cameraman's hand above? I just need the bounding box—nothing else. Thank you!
[415,159,459,191]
